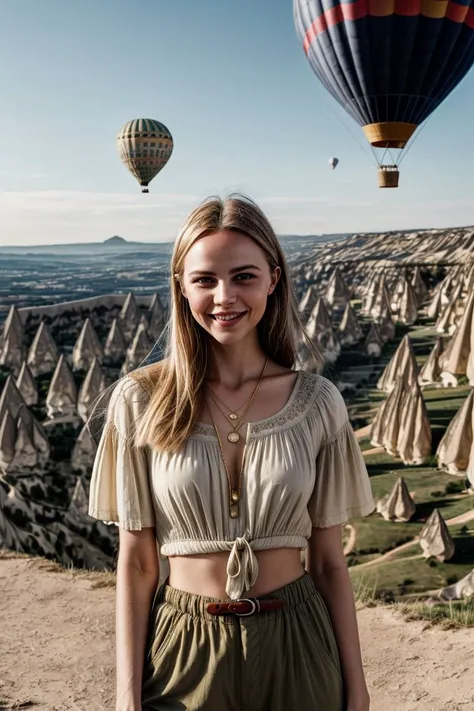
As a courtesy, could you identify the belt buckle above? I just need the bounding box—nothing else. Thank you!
[234,597,260,617]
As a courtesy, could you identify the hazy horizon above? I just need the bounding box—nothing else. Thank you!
[1,1,474,246]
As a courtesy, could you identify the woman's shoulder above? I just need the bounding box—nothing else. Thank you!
[106,362,164,424]
[298,370,349,434]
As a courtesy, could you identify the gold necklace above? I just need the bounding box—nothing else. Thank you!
[207,357,268,443]
[208,405,245,518]
[207,386,253,421]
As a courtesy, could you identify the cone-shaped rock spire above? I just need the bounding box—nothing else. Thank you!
[72,318,103,371]
[326,267,351,308]
[438,569,474,601]
[0,375,27,423]
[15,362,38,406]
[380,379,407,456]
[436,390,474,474]
[77,358,105,422]
[426,285,443,320]
[439,288,474,377]
[306,298,332,340]
[27,321,59,376]
[0,324,24,374]
[338,303,363,345]
[398,280,418,325]
[71,424,98,474]
[121,323,153,374]
[120,292,140,339]
[0,412,16,469]
[148,294,167,341]
[377,335,418,393]
[377,477,416,522]
[104,318,127,361]
[419,338,445,387]
[363,323,383,357]
[46,354,78,418]
[299,285,320,317]
[66,476,90,524]
[396,381,432,465]
[419,509,455,562]
[411,267,428,305]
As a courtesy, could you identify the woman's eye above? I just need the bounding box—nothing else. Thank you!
[193,277,214,285]
[234,273,255,281]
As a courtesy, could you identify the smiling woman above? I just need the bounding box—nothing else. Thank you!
[87,194,375,711]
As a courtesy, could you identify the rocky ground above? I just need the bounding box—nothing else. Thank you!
[1,552,473,711]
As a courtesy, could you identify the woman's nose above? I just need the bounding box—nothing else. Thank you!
[214,280,237,306]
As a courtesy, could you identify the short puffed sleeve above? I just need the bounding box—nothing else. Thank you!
[307,378,375,528]
[88,375,156,530]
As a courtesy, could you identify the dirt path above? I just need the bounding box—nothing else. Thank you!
[352,506,474,572]
[1,555,473,711]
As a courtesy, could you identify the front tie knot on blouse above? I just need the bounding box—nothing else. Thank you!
[88,365,375,600]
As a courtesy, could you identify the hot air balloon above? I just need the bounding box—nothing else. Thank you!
[294,1,474,188]
[329,157,339,170]
[117,118,173,193]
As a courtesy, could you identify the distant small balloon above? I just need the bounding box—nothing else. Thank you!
[329,157,339,170]
[117,118,173,193]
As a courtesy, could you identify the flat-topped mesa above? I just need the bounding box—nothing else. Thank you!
[27,321,59,376]
[15,362,38,406]
[72,318,104,371]
[0,375,28,423]
[363,322,383,358]
[119,292,140,340]
[66,476,90,525]
[299,285,319,318]
[71,424,98,475]
[438,569,474,601]
[121,323,153,374]
[77,358,106,422]
[419,337,445,387]
[377,334,418,393]
[377,477,416,522]
[436,389,474,474]
[419,509,455,562]
[0,412,16,470]
[325,267,351,309]
[397,280,418,326]
[396,381,432,465]
[338,302,363,346]
[148,295,167,341]
[104,318,127,361]
[46,354,78,419]
[0,322,25,375]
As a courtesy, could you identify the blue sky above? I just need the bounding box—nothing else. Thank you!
[1,0,474,245]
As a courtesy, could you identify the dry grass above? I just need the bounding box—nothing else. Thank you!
[0,547,116,589]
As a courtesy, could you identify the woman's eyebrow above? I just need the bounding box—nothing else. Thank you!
[189,264,262,277]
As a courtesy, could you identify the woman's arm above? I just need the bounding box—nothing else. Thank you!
[306,524,370,711]
[115,527,160,711]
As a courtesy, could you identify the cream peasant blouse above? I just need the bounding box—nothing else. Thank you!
[88,367,374,599]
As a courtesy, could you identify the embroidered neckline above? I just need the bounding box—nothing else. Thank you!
[193,371,322,439]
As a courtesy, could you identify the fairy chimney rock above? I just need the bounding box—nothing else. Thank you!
[77,358,105,422]
[46,355,78,418]
[398,280,418,325]
[363,323,384,358]
[438,569,474,601]
[27,321,59,376]
[326,267,351,308]
[377,334,418,393]
[13,416,38,469]
[339,303,363,345]
[119,292,140,339]
[121,323,153,374]
[0,375,28,423]
[0,325,24,374]
[148,295,167,341]
[419,337,445,387]
[0,412,16,470]
[71,424,98,474]
[15,362,38,406]
[104,318,127,361]
[67,476,90,525]
[306,298,332,340]
[378,477,416,522]
[72,318,104,371]
[419,509,455,562]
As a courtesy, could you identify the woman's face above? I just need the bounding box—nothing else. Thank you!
[181,230,280,347]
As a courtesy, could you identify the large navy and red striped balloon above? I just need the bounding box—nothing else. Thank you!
[294,0,474,149]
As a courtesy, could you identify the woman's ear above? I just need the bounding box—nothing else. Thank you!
[269,266,281,294]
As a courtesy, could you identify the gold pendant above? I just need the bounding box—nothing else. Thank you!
[231,489,240,502]
[229,413,238,421]
[227,432,240,443]
[230,503,239,518]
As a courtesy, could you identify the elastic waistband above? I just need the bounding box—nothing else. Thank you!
[158,571,317,622]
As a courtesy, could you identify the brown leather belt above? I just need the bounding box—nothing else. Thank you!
[206,597,286,617]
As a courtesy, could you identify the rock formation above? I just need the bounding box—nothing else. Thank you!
[419,509,455,562]
[72,318,104,371]
[46,355,78,419]
[27,321,59,376]
[377,477,416,522]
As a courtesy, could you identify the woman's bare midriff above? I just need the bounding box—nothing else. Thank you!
[167,547,305,599]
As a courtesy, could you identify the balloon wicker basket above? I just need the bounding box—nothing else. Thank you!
[378,166,399,188]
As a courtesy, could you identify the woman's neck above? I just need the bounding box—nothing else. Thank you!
[206,339,267,389]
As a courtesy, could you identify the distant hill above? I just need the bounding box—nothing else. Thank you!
[103,235,128,245]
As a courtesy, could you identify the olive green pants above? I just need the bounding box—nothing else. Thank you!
[141,572,344,710]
